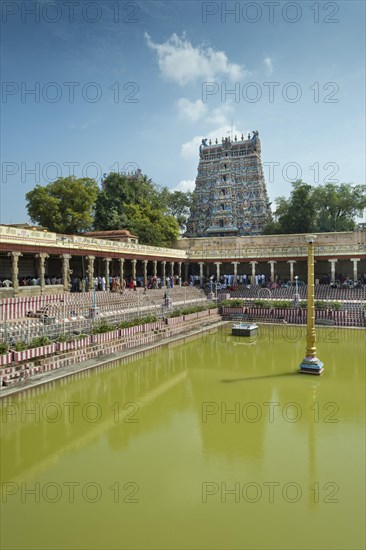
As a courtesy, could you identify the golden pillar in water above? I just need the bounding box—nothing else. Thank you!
[299,235,324,375]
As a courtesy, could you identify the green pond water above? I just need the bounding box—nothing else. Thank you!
[0,324,365,550]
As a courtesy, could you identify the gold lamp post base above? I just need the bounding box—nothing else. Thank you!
[299,357,324,375]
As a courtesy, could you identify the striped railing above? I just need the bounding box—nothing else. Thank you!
[12,343,57,363]
[221,306,364,327]
[0,315,220,387]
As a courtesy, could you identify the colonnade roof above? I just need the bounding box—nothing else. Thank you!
[177,229,366,262]
[0,225,186,261]
[0,225,365,262]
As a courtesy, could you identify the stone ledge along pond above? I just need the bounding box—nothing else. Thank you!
[0,324,365,550]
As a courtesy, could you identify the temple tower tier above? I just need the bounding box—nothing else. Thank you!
[186,131,271,237]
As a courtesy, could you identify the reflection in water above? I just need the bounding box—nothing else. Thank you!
[222,372,299,382]
[0,325,365,550]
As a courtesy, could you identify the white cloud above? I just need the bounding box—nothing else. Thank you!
[206,104,234,126]
[176,98,207,121]
[145,32,245,86]
[181,125,247,160]
[177,99,234,125]
[264,56,273,75]
[172,179,196,192]
[181,135,204,160]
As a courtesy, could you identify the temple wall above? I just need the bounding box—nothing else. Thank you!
[175,230,366,262]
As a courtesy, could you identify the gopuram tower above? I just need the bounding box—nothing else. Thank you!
[186,131,270,237]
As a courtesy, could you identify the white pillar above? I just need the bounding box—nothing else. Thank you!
[249,261,257,283]
[103,257,111,291]
[36,253,49,291]
[198,262,205,285]
[86,255,95,291]
[287,260,296,283]
[119,258,125,282]
[268,260,277,282]
[328,259,338,284]
[153,260,157,277]
[170,261,174,277]
[162,261,166,286]
[231,261,240,284]
[214,262,222,280]
[8,252,22,295]
[178,262,182,285]
[60,253,71,292]
[350,258,360,281]
[131,259,137,280]
[143,260,148,285]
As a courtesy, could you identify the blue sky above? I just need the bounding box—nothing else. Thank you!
[1,0,365,224]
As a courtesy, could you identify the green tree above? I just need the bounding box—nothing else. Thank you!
[94,173,179,246]
[261,217,282,235]
[166,190,193,232]
[262,181,365,235]
[124,204,179,246]
[312,183,366,232]
[277,181,315,234]
[263,181,315,234]
[26,177,99,234]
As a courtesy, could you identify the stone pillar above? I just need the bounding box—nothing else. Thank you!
[60,253,71,292]
[214,262,222,280]
[231,261,240,285]
[36,253,49,292]
[153,260,157,277]
[249,261,258,283]
[8,252,22,296]
[131,259,137,280]
[268,260,277,282]
[178,262,182,285]
[198,262,205,285]
[170,261,174,277]
[287,260,296,283]
[184,261,189,282]
[86,256,95,291]
[143,260,148,285]
[162,261,166,286]
[328,259,338,284]
[103,257,111,291]
[119,258,125,282]
[350,258,360,281]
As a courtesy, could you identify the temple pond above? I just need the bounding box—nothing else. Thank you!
[0,324,365,549]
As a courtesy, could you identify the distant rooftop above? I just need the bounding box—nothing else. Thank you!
[5,223,49,231]
[83,230,138,243]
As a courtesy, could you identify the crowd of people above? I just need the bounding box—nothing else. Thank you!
[0,274,182,291]
[200,273,291,290]
[0,276,63,287]
[319,273,365,288]
[69,274,183,292]
[198,272,366,291]
[1,271,365,290]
